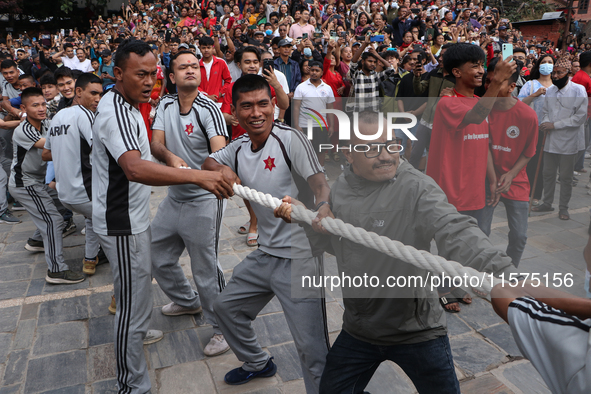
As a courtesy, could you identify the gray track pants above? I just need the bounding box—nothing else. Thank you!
[62,201,100,260]
[542,152,577,211]
[213,249,330,394]
[151,196,226,334]
[97,229,153,394]
[30,187,69,242]
[8,184,67,273]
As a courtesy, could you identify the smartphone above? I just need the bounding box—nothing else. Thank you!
[305,0,313,4]
[355,35,365,41]
[485,5,490,11]
[442,27,449,32]
[370,35,384,42]
[502,43,513,62]
[165,29,172,42]
[60,29,65,36]
[182,30,186,36]
[214,24,221,31]
[159,31,165,39]
[411,8,420,13]
[340,31,347,38]
[263,59,274,73]
[302,33,308,39]
[333,14,341,20]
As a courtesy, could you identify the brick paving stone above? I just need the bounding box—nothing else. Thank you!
[26,278,45,297]
[501,361,551,394]
[0,334,12,364]
[157,360,216,394]
[24,350,87,393]
[219,254,241,272]
[365,361,417,394]
[0,282,27,301]
[0,385,20,394]
[146,329,205,369]
[259,296,282,315]
[42,278,89,294]
[39,384,86,394]
[460,373,514,394]
[324,301,344,333]
[450,335,506,376]
[88,315,114,347]
[89,292,115,318]
[446,313,472,337]
[88,344,116,382]
[91,378,118,393]
[88,265,114,288]
[2,349,28,386]
[0,265,31,282]
[267,342,302,382]
[0,307,19,333]
[456,297,505,331]
[12,319,36,350]
[33,321,87,356]
[19,303,39,320]
[251,313,292,348]
[479,324,522,357]
[37,296,89,326]
[31,263,47,280]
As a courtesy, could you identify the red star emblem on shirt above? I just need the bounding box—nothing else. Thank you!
[264,156,276,171]
[185,123,194,136]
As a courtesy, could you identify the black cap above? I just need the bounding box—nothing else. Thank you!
[100,49,112,57]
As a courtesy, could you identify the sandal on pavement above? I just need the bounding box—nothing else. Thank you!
[559,210,570,220]
[247,233,258,247]
[439,295,460,313]
[450,288,472,305]
[531,199,541,207]
[238,221,250,235]
[531,203,554,212]
[333,152,340,162]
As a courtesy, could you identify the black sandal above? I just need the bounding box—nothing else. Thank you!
[531,203,554,212]
[439,296,460,313]
[450,288,472,305]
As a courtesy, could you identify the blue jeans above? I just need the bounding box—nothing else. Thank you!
[319,330,460,394]
[458,207,490,236]
[481,197,528,267]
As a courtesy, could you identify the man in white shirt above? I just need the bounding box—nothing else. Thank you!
[52,43,78,70]
[72,48,94,73]
[532,58,588,220]
[292,60,335,175]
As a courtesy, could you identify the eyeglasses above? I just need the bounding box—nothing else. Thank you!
[364,139,403,158]
[551,69,568,76]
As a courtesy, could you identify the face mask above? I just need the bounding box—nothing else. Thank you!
[539,63,553,76]
[471,40,478,45]
[303,48,312,57]
[552,74,569,89]
[266,29,273,36]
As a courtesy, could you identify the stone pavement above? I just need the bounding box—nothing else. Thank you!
[0,158,589,394]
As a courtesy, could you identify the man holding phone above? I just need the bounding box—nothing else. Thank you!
[99,49,116,89]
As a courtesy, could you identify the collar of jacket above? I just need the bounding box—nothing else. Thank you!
[343,161,400,195]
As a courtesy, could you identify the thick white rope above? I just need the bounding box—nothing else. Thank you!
[233,184,505,294]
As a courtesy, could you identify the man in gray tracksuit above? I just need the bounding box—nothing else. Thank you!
[276,112,520,394]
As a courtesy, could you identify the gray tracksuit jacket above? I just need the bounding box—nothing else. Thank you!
[307,161,518,346]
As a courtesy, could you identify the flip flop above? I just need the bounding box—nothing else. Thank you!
[439,296,460,313]
[238,221,250,235]
[333,152,340,162]
[450,288,472,304]
[247,233,258,247]
[559,210,570,220]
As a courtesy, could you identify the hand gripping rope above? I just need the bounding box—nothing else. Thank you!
[233,183,504,294]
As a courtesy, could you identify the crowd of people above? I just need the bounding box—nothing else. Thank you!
[1,0,591,393]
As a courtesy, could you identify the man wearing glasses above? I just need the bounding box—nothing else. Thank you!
[274,111,521,394]
[532,58,588,220]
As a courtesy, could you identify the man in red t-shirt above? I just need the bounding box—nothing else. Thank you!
[428,43,517,232]
[480,57,538,267]
[427,43,516,313]
[198,36,232,101]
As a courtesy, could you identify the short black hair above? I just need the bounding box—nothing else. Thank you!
[63,43,74,50]
[513,47,527,55]
[39,73,57,86]
[170,37,181,44]
[442,43,485,75]
[169,50,198,73]
[199,36,215,47]
[91,57,100,63]
[18,74,35,83]
[308,60,323,70]
[114,38,154,69]
[580,50,591,69]
[21,87,44,104]
[487,57,521,84]
[232,74,271,107]
[0,59,17,70]
[54,66,74,82]
[75,72,102,90]
[236,46,260,64]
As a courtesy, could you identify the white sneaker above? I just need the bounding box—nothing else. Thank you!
[586,182,591,189]
[161,302,203,316]
[81,227,86,235]
[143,330,163,345]
[203,334,230,356]
[585,153,591,159]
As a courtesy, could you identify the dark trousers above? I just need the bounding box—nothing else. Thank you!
[526,128,545,200]
[319,330,460,394]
